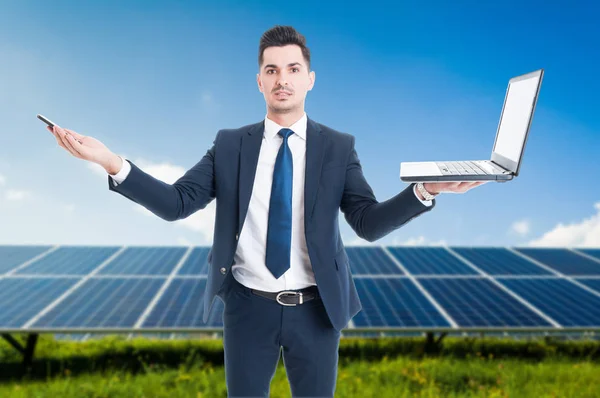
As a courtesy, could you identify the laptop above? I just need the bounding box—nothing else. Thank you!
[400,68,544,183]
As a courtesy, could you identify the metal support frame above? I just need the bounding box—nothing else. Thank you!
[2,333,39,371]
[424,332,448,352]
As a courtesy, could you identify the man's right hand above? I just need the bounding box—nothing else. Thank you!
[47,125,122,174]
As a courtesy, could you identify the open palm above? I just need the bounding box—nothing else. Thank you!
[46,125,113,166]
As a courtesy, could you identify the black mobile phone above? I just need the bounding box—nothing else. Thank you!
[37,114,57,127]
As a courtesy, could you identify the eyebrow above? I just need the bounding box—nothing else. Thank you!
[263,62,302,70]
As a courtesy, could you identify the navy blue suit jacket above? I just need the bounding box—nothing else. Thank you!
[108,116,436,331]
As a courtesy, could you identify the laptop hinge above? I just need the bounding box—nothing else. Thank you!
[491,160,513,174]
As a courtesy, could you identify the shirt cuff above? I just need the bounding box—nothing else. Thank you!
[413,184,433,207]
[108,156,131,186]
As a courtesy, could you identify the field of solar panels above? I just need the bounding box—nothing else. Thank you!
[2,244,600,397]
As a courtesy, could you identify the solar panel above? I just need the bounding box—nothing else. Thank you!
[387,247,478,275]
[451,247,553,275]
[417,277,554,328]
[14,246,122,275]
[98,247,188,275]
[2,245,600,335]
[0,245,53,273]
[345,247,405,275]
[143,278,224,328]
[352,278,451,328]
[497,278,600,327]
[514,248,600,275]
[574,278,600,293]
[0,277,79,328]
[575,248,600,263]
[176,247,210,275]
[31,278,165,329]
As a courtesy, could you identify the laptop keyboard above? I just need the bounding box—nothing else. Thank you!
[436,161,505,175]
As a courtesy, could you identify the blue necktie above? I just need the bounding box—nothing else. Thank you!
[265,128,294,279]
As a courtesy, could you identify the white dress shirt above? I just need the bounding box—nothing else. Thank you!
[108,113,432,292]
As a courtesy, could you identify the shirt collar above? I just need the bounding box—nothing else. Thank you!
[264,112,307,141]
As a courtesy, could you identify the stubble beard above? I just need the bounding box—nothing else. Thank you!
[269,100,296,114]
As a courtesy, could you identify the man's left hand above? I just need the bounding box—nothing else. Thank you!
[422,181,488,198]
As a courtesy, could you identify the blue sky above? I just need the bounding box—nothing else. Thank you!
[0,0,598,248]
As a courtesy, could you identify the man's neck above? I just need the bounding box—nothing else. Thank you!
[266,110,305,128]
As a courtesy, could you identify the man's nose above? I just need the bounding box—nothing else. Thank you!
[276,77,289,87]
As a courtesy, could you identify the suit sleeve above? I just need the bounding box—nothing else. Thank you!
[108,155,131,186]
[339,136,435,242]
[107,131,220,222]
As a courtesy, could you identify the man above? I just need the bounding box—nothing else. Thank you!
[48,25,485,397]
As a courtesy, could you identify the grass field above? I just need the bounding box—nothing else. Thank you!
[1,334,599,397]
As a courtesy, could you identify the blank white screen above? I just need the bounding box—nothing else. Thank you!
[493,75,540,163]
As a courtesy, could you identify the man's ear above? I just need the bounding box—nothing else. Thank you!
[308,71,316,91]
[257,74,263,93]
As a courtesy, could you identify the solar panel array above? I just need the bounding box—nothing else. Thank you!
[1,245,600,333]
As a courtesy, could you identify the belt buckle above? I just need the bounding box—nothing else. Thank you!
[276,291,303,306]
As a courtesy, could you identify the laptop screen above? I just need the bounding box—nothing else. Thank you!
[492,72,542,167]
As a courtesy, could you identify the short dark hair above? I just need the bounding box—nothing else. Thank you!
[258,25,311,72]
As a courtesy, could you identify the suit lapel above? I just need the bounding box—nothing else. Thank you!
[237,116,326,235]
[238,120,264,234]
[304,117,325,222]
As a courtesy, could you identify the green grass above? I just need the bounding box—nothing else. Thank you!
[1,335,599,397]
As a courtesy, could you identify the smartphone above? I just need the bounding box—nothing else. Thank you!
[37,114,57,128]
[38,114,82,144]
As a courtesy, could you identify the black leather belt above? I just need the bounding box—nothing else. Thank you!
[250,285,320,306]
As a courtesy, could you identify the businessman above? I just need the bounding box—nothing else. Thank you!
[47,25,485,397]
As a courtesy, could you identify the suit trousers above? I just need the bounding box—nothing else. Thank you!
[217,269,342,397]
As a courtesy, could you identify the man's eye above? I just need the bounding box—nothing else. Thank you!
[267,69,298,74]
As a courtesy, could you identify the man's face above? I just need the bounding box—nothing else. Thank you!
[257,44,315,114]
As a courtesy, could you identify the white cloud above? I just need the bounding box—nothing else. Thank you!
[5,189,31,201]
[392,235,448,246]
[0,168,32,202]
[527,201,600,247]
[343,234,448,246]
[0,167,77,214]
[344,236,379,246]
[177,237,194,246]
[511,219,530,236]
